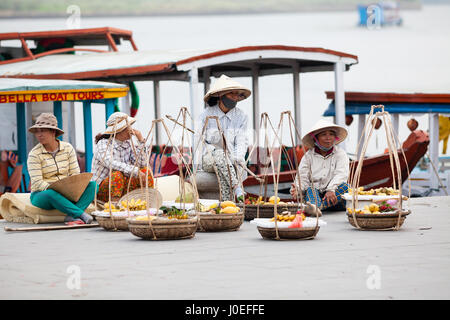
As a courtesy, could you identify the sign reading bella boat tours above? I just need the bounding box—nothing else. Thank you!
[0,89,128,104]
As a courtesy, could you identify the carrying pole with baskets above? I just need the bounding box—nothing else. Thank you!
[191,115,245,232]
[348,105,412,231]
[251,111,321,240]
[127,112,200,240]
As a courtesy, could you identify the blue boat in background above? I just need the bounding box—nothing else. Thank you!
[358,1,403,27]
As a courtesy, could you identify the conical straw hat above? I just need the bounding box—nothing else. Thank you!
[47,172,93,203]
[302,119,348,149]
[103,112,137,135]
[203,74,251,104]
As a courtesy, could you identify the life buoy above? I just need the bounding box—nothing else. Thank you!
[129,82,140,117]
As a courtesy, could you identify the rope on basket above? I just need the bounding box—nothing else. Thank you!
[350,105,411,231]
[93,115,127,231]
[271,111,320,240]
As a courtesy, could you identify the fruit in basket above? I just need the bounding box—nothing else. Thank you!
[378,200,397,212]
[347,207,363,214]
[220,201,237,209]
[134,215,157,221]
[369,203,379,212]
[288,214,304,228]
[208,203,218,210]
[270,213,298,222]
[245,196,264,205]
[121,198,147,211]
[104,202,115,210]
[269,196,280,204]
[220,206,240,214]
[175,192,194,203]
[103,202,124,212]
[349,186,400,196]
[196,203,208,212]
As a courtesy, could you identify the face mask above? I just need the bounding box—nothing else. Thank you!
[311,133,334,152]
[220,95,237,110]
[314,141,333,152]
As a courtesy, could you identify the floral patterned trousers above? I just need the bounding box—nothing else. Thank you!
[202,149,239,201]
[97,168,154,202]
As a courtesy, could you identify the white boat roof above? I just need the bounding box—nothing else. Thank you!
[0,45,358,82]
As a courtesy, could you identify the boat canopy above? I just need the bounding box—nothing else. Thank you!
[0,45,358,81]
[0,31,359,144]
[323,91,450,115]
[323,91,450,190]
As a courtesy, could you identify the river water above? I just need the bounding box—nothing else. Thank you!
[1,4,449,156]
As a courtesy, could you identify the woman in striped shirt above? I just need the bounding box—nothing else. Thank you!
[27,113,95,224]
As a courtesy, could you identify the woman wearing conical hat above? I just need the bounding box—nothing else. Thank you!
[290,119,350,213]
[91,112,154,203]
[198,74,251,202]
[27,113,96,225]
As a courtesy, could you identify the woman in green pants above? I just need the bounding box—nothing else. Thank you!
[27,113,96,224]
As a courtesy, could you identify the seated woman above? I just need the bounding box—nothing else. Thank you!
[290,119,349,214]
[27,113,96,224]
[92,112,153,203]
[198,74,251,202]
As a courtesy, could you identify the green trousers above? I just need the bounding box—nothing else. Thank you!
[30,181,97,219]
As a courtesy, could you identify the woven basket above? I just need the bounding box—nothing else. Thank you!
[237,203,300,221]
[347,210,411,230]
[95,215,130,231]
[257,226,319,240]
[127,216,198,240]
[197,211,244,232]
[119,188,163,209]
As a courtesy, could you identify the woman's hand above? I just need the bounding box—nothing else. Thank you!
[131,129,144,143]
[322,191,337,206]
[290,183,298,200]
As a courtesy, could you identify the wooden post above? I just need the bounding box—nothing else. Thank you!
[292,63,301,145]
[26,102,33,155]
[189,67,200,129]
[83,100,93,172]
[428,113,439,190]
[53,101,63,141]
[204,68,211,108]
[68,101,76,147]
[121,92,131,115]
[105,99,115,122]
[252,65,260,142]
[16,102,27,166]
[189,67,200,157]
[153,80,161,144]
[334,60,346,151]
[392,113,399,139]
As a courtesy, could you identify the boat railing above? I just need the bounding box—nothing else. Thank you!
[33,48,109,59]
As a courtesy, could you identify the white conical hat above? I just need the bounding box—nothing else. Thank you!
[103,112,136,135]
[302,119,348,149]
[203,74,251,103]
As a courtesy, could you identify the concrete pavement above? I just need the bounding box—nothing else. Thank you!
[0,196,449,300]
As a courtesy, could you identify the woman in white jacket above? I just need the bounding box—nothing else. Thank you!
[290,119,349,213]
[197,75,251,202]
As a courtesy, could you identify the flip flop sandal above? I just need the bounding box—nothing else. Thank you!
[65,220,85,226]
